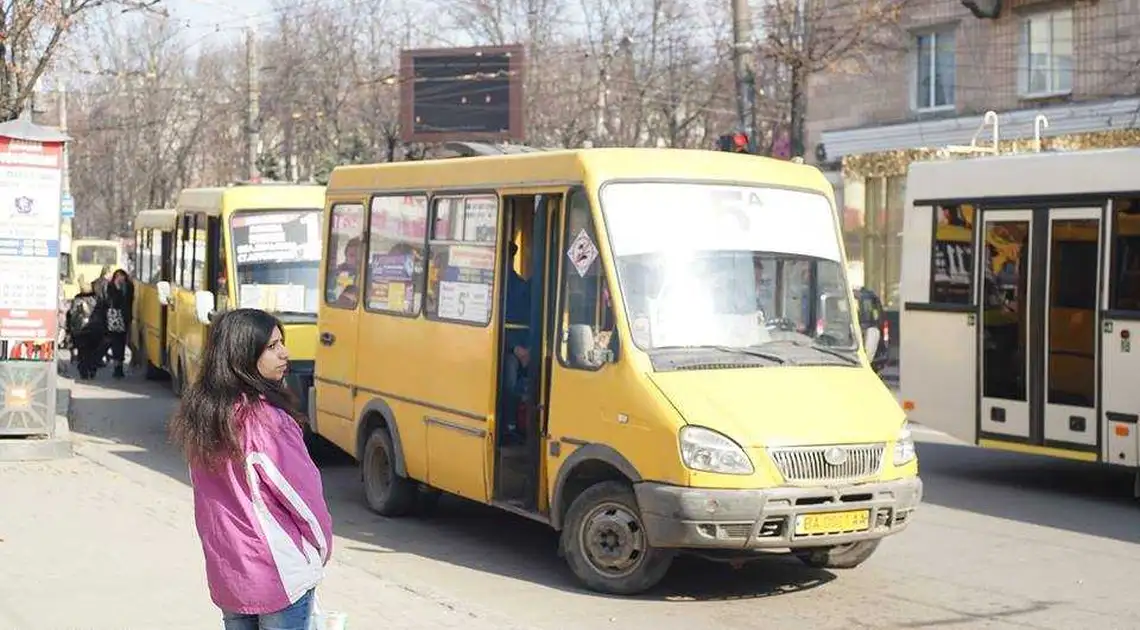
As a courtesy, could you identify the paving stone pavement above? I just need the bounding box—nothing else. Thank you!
[0,403,526,630]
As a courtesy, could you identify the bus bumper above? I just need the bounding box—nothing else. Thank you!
[285,360,315,418]
[634,476,922,550]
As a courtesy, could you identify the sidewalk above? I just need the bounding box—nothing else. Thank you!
[0,379,524,630]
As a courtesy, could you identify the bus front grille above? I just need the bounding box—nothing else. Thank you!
[768,444,885,483]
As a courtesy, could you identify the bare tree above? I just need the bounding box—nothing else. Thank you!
[758,0,911,157]
[0,0,161,120]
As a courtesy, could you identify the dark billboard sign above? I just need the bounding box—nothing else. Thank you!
[399,45,525,143]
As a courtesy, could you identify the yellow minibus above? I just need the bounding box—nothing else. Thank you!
[158,183,326,414]
[72,238,124,287]
[131,209,178,378]
[314,147,921,595]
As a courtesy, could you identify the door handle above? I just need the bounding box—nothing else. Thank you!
[319,332,336,346]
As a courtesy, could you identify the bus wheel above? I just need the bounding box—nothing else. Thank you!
[361,428,417,517]
[796,539,881,569]
[560,480,674,595]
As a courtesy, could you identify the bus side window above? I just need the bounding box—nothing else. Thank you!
[324,203,365,309]
[559,189,615,369]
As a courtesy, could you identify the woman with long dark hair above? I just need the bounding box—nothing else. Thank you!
[104,268,134,378]
[169,308,332,629]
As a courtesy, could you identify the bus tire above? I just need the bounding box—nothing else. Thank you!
[361,428,417,517]
[560,480,673,595]
[796,539,881,569]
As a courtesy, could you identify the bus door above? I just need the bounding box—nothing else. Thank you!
[493,192,562,512]
[978,206,1102,455]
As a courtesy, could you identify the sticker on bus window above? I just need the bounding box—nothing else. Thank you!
[567,229,598,278]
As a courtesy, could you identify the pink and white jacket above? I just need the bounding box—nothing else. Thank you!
[189,399,333,614]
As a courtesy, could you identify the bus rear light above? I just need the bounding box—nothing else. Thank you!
[1115,424,1130,437]
[902,400,915,411]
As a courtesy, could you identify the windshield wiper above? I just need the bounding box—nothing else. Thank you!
[759,338,859,366]
[653,344,787,364]
[273,310,317,319]
[710,345,788,364]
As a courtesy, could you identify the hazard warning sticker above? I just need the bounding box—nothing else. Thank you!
[567,229,599,277]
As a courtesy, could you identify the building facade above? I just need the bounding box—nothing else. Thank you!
[805,0,1140,310]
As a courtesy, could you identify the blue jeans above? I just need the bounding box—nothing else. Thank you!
[222,589,314,630]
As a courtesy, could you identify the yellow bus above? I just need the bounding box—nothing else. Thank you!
[157,183,326,414]
[72,238,124,288]
[131,209,178,378]
[314,147,921,595]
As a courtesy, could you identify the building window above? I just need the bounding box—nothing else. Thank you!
[914,30,955,110]
[1019,9,1073,97]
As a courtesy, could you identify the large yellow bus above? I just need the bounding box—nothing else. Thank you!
[156,183,326,413]
[131,209,178,378]
[314,147,921,595]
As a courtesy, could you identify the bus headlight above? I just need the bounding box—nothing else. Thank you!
[679,426,754,475]
[893,427,916,466]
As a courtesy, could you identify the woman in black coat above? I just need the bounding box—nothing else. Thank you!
[104,268,135,379]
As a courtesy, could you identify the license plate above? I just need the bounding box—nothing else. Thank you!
[795,510,870,536]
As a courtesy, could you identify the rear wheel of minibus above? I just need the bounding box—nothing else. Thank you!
[560,480,674,595]
[361,427,441,517]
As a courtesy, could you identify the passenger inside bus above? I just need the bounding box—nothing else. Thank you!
[500,242,530,445]
[329,236,361,308]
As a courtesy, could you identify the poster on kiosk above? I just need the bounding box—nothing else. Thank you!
[0,114,69,438]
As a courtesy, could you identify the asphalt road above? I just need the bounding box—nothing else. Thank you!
[67,370,1140,630]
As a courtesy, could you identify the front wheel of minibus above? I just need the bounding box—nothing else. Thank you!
[361,428,418,517]
[796,539,881,569]
[560,480,674,596]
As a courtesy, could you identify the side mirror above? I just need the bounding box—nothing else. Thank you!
[567,324,613,369]
[157,281,171,305]
[863,326,882,355]
[194,290,216,325]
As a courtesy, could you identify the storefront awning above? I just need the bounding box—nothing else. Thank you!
[820,97,1140,160]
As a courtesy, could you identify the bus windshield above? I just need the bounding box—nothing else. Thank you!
[76,245,118,265]
[600,181,857,357]
[230,209,322,316]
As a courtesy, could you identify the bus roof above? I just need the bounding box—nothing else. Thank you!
[176,183,326,217]
[133,208,177,230]
[907,147,1140,203]
[326,148,831,198]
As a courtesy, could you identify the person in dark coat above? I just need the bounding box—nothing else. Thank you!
[67,282,107,379]
[104,268,135,379]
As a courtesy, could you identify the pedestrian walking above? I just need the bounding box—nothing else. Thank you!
[168,308,333,630]
[104,268,134,379]
[66,282,106,380]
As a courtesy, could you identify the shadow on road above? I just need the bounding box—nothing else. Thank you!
[915,440,1140,544]
[65,370,836,601]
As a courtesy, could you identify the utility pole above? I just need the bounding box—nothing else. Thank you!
[731,0,753,135]
[245,25,260,182]
[789,0,809,159]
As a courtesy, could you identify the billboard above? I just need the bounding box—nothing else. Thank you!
[399,45,525,143]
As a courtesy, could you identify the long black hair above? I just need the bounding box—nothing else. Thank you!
[169,308,304,469]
